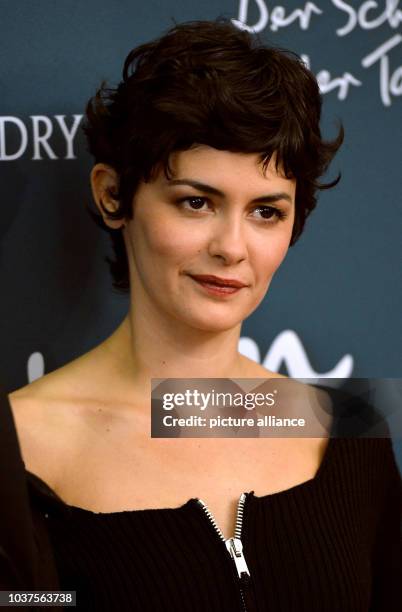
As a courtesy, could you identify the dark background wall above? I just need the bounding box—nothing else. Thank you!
[0,1,401,462]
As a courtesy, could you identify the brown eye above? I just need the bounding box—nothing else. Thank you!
[256,207,275,219]
[177,196,209,211]
[252,206,288,223]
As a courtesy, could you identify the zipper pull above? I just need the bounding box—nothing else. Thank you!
[225,537,251,586]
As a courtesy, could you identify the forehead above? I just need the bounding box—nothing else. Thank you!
[161,145,295,194]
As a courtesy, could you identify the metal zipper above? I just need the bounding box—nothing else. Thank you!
[196,492,251,612]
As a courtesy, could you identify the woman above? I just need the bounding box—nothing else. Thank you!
[3,18,401,611]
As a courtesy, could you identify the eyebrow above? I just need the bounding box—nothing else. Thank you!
[167,179,293,204]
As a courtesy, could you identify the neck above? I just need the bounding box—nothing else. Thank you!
[100,309,247,401]
[112,311,246,375]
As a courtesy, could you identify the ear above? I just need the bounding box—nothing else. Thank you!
[90,163,126,230]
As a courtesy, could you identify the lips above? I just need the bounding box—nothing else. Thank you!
[189,274,248,288]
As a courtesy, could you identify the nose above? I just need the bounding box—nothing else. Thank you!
[207,212,248,265]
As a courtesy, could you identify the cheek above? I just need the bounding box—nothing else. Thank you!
[273,236,292,267]
[135,216,197,265]
[252,232,291,283]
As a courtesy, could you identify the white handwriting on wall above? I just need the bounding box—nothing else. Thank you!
[301,54,362,99]
[332,0,402,36]
[362,34,402,106]
[232,0,322,32]
[232,0,402,106]
[239,331,354,378]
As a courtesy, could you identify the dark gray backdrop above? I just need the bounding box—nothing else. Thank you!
[0,1,401,463]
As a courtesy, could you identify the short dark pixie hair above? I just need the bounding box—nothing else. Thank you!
[83,18,343,293]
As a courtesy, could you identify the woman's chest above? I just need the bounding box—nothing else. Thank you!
[57,434,329,540]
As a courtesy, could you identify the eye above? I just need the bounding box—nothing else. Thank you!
[176,196,210,211]
[251,206,288,224]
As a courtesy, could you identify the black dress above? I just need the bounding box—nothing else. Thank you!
[1,386,401,611]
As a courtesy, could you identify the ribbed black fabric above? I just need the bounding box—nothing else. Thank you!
[25,435,402,612]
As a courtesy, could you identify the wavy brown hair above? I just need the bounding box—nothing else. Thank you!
[82,18,343,293]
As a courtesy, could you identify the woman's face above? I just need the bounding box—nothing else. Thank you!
[124,145,296,332]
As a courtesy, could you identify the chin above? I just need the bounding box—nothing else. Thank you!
[187,313,244,332]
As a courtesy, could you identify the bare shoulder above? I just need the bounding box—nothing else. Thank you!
[9,354,92,425]
[7,352,110,487]
[9,343,119,425]
[8,370,66,442]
